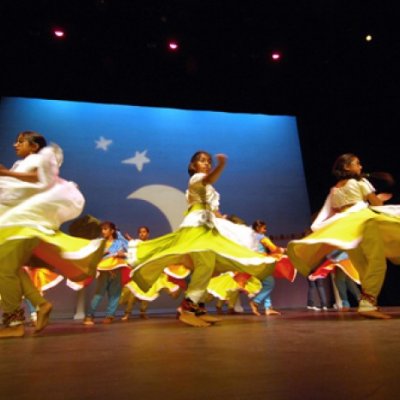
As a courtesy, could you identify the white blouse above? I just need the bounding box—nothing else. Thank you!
[0,145,84,231]
[185,172,220,211]
[330,178,375,209]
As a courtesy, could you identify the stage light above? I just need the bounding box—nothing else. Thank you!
[52,28,66,39]
[271,51,282,61]
[168,40,179,51]
[365,34,373,42]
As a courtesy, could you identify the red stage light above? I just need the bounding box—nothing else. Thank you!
[52,28,65,38]
[271,52,281,61]
[168,40,179,51]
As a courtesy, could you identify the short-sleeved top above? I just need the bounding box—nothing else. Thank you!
[330,178,375,209]
[254,232,278,254]
[0,149,58,206]
[186,172,220,211]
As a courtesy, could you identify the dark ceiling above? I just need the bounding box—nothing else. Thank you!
[2,0,398,112]
[1,0,400,208]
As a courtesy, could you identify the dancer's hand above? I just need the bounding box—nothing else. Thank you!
[377,192,392,202]
[0,164,9,175]
[215,154,227,165]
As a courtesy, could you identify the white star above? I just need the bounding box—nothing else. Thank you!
[122,150,150,172]
[95,136,113,151]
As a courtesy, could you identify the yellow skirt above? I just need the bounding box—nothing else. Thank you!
[287,208,400,278]
[23,266,64,291]
[1,226,105,281]
[207,272,262,300]
[125,273,181,301]
[131,225,276,292]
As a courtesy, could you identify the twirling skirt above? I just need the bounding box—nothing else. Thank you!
[207,271,262,300]
[287,208,400,278]
[129,224,276,292]
[1,226,105,282]
[126,273,182,301]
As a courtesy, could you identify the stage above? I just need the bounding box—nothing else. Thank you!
[1,308,400,400]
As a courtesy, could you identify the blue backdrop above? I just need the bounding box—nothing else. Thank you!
[0,96,310,240]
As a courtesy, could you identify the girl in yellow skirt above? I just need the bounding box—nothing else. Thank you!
[122,227,187,320]
[0,131,104,338]
[23,266,64,325]
[207,271,262,313]
[287,153,400,319]
[127,151,276,327]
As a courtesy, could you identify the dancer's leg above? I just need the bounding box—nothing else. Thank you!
[347,220,390,319]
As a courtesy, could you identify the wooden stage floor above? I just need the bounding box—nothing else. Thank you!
[1,307,400,400]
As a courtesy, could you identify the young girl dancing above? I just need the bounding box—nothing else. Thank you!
[249,220,283,316]
[83,221,128,325]
[127,151,276,327]
[121,226,185,320]
[287,153,400,319]
[0,130,104,337]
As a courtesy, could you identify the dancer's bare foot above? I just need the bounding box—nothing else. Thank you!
[179,312,210,327]
[34,302,53,333]
[265,308,281,316]
[121,313,130,322]
[249,301,261,316]
[0,324,25,338]
[140,312,149,320]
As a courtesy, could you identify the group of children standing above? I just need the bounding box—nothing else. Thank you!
[2,130,400,337]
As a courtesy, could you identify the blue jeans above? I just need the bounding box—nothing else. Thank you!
[253,275,275,309]
[307,279,328,308]
[334,268,361,307]
[87,270,122,317]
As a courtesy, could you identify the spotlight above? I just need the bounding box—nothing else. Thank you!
[271,51,282,61]
[365,34,373,42]
[167,40,179,51]
[52,27,66,39]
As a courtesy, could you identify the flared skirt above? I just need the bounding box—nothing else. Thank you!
[130,225,276,292]
[287,208,400,278]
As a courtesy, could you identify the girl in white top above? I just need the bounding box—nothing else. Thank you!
[0,131,104,338]
[127,151,276,327]
[288,153,400,319]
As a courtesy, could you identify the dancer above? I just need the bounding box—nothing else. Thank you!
[0,130,104,337]
[23,266,64,325]
[308,250,361,311]
[287,153,400,319]
[306,275,329,311]
[83,221,128,325]
[127,151,276,327]
[122,227,187,321]
[121,226,153,321]
[249,220,283,316]
[207,271,262,314]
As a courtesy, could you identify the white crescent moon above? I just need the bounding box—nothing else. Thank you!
[127,185,187,231]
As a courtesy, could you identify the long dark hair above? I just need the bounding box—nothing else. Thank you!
[187,150,212,176]
[332,153,360,180]
[100,221,118,239]
[332,153,395,185]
